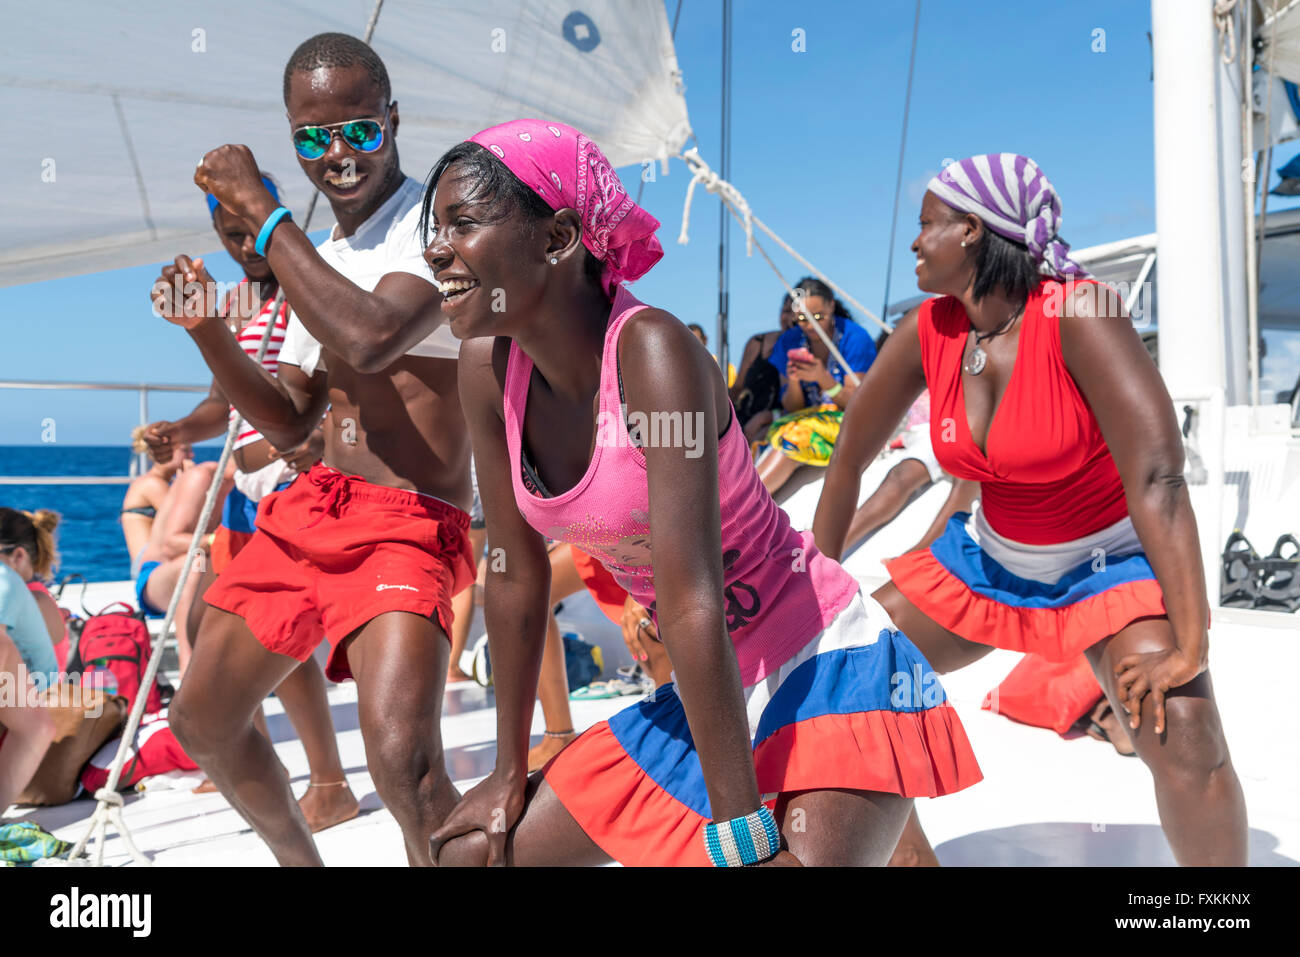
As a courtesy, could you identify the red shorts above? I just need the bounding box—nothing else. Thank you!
[570,547,629,625]
[203,463,475,682]
[210,526,252,574]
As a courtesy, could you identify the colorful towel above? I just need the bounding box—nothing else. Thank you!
[767,404,843,466]
[0,821,70,865]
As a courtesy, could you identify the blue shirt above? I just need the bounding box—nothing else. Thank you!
[771,315,877,407]
[0,563,57,690]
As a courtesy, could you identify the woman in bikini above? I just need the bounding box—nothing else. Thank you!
[121,432,192,573]
[422,120,980,867]
[813,154,1247,865]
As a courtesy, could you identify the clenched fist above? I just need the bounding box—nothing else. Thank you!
[151,255,221,329]
[195,144,279,226]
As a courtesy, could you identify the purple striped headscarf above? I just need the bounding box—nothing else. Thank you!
[927,154,1089,279]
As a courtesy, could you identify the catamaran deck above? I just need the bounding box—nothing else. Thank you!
[8,465,1299,866]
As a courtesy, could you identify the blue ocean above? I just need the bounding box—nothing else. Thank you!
[0,445,222,583]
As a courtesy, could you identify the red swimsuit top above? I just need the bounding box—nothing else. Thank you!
[918,278,1128,545]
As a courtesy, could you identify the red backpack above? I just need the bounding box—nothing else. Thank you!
[68,602,171,717]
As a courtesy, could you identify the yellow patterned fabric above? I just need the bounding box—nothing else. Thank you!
[766,405,843,466]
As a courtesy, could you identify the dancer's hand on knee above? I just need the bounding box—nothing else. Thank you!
[620,597,656,663]
[1113,647,1202,735]
[428,769,525,866]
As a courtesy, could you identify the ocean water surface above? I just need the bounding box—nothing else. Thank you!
[0,445,221,584]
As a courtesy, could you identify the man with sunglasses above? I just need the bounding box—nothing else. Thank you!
[155,32,474,867]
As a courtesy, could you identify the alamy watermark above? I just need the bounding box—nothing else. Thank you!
[596,404,705,459]
[0,664,107,718]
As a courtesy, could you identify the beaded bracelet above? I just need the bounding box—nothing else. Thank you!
[703,805,780,867]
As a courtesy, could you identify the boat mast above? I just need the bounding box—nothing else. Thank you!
[715,0,732,376]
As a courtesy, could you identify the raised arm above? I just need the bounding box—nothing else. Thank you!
[813,306,927,561]
[1059,283,1209,733]
[428,335,553,865]
[152,255,328,452]
[195,146,443,373]
[619,310,768,830]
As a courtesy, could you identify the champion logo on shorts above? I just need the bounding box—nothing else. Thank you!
[376,584,419,592]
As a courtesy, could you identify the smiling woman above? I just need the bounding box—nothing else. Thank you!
[421,120,980,869]
[813,152,1248,868]
[419,139,609,311]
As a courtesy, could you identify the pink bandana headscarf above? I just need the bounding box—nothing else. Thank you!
[468,119,663,297]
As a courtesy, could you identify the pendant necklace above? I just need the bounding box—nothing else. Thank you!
[963,306,1023,377]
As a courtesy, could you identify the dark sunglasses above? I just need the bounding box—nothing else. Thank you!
[291,117,387,160]
[794,312,828,324]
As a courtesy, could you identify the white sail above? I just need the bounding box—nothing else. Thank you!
[0,0,692,287]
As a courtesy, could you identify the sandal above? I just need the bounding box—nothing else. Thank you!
[569,677,647,700]
[1220,530,1261,607]
[1252,534,1300,613]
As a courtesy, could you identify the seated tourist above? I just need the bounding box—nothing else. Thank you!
[731,292,798,443]
[756,278,878,497]
[122,430,193,576]
[0,508,68,670]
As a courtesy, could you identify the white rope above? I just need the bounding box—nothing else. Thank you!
[677,148,890,336]
[61,0,383,871]
[1215,0,1239,64]
[715,200,862,388]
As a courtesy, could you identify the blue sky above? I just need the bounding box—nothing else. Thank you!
[3,0,1297,444]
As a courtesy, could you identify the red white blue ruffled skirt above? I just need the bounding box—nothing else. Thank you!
[543,590,982,866]
[885,506,1168,662]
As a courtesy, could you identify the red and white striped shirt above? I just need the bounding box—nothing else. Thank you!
[226,284,290,451]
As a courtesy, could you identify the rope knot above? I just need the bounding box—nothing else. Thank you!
[677,148,754,255]
[93,788,125,808]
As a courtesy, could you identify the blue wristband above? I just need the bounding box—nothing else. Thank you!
[255,206,293,256]
[703,806,780,866]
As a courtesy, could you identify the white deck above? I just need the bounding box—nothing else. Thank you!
[9,453,1300,866]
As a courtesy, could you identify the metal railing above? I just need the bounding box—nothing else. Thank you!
[0,379,208,482]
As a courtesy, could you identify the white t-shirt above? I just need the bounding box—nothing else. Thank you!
[279,175,458,376]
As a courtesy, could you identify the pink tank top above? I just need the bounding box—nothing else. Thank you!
[503,287,859,685]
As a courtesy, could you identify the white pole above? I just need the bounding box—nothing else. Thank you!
[1216,0,1249,406]
[1243,1,1261,409]
[1151,0,1227,604]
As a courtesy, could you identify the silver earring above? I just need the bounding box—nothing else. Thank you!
[960,240,967,248]
[550,256,558,265]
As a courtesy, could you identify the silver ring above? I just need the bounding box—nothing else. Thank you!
[638,617,652,632]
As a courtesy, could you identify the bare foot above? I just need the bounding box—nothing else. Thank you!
[446,667,474,684]
[1085,700,1136,756]
[192,778,220,794]
[527,732,577,773]
[298,781,360,833]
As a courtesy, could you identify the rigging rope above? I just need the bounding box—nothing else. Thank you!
[880,0,922,329]
[63,0,385,869]
[677,146,889,364]
[1215,0,1239,64]
[692,160,863,387]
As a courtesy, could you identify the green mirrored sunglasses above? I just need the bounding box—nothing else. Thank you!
[291,118,386,160]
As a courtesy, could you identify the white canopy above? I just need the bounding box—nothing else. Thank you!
[0,0,692,287]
